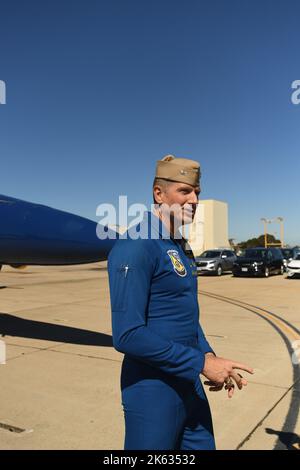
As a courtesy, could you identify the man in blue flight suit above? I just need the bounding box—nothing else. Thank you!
[108,155,253,450]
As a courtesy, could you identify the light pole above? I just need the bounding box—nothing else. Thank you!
[261,218,271,248]
[277,217,284,248]
[260,217,284,248]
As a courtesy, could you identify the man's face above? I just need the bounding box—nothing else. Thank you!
[154,181,200,225]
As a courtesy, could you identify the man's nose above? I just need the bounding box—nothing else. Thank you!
[188,192,199,204]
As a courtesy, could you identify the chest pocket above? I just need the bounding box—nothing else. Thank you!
[110,265,130,311]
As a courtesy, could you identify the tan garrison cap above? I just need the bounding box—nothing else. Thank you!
[155,154,201,187]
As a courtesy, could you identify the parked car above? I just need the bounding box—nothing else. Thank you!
[232,247,284,277]
[280,247,300,271]
[286,253,300,278]
[195,249,237,276]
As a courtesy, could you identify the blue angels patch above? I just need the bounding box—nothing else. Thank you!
[167,250,187,277]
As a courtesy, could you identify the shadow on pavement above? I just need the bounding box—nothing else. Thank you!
[0,313,113,347]
[266,427,300,450]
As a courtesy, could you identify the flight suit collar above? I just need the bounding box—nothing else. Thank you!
[147,210,192,258]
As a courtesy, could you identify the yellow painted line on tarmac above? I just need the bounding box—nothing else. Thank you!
[199,290,300,342]
[253,309,299,341]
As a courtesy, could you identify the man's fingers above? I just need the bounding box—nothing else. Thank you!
[230,371,243,389]
[237,372,248,386]
[228,386,235,398]
[231,362,254,374]
[229,372,249,390]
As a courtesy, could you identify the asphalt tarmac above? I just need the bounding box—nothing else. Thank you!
[0,263,299,450]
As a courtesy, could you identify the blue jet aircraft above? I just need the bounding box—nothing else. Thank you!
[0,194,117,270]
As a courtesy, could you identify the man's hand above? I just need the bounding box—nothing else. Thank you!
[201,353,254,398]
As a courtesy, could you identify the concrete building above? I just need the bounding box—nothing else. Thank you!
[187,199,229,256]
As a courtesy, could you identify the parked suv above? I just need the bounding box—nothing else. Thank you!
[195,249,237,276]
[232,247,284,277]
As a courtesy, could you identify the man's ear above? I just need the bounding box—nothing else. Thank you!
[153,185,163,204]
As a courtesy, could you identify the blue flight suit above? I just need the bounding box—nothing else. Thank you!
[108,212,216,450]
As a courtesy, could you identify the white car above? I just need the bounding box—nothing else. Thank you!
[286,254,300,278]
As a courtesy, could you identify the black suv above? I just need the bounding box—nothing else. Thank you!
[232,247,284,277]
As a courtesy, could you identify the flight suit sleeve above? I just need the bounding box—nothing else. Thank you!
[108,241,205,383]
[197,323,215,355]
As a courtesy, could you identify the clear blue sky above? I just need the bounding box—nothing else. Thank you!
[0,0,299,245]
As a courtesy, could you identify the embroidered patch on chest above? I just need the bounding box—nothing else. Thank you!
[167,250,187,277]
